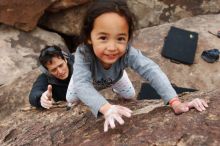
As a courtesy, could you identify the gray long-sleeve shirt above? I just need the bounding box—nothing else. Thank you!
[67,44,177,117]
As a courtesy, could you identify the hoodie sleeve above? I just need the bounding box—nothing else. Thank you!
[29,74,48,108]
[66,46,108,117]
[127,47,177,104]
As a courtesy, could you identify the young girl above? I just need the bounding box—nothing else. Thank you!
[66,0,208,132]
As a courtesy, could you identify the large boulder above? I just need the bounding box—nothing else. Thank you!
[1,0,219,34]
[39,2,90,35]
[0,13,219,146]
[39,0,220,35]
[0,69,40,119]
[0,0,57,31]
[127,0,220,29]
[0,24,67,85]
[47,0,91,12]
[0,86,219,145]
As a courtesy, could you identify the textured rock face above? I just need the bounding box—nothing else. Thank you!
[0,10,220,146]
[39,2,89,35]
[40,0,220,35]
[0,0,219,34]
[0,25,67,85]
[128,0,220,29]
[0,0,56,31]
[0,70,40,119]
[0,87,219,146]
[48,0,91,12]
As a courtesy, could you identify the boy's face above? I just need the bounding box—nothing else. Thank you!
[88,12,129,69]
[46,56,69,80]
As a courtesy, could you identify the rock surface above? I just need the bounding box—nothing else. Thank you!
[131,14,220,91]
[0,13,219,145]
[48,0,91,12]
[1,0,220,34]
[128,0,220,29]
[0,25,67,85]
[39,0,220,35]
[0,0,57,31]
[39,2,89,36]
[0,70,40,119]
[0,86,219,146]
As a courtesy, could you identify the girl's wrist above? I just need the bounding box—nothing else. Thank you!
[169,97,181,107]
[99,103,112,115]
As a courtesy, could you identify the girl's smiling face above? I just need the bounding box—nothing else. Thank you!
[88,12,129,69]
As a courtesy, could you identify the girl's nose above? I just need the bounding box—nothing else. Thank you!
[107,41,116,51]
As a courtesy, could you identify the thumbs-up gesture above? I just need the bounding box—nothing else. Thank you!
[40,85,53,109]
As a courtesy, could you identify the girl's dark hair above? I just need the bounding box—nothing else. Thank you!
[80,0,137,45]
[39,45,65,68]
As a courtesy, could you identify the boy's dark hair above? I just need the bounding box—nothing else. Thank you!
[39,45,65,68]
[80,0,137,45]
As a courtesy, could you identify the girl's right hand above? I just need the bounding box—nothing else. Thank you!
[100,103,132,132]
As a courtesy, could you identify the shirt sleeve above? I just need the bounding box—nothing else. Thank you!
[66,46,108,117]
[126,46,177,104]
[29,74,48,108]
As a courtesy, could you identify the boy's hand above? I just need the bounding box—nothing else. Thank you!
[100,104,132,132]
[40,85,53,109]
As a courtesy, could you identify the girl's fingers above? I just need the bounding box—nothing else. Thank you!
[192,98,208,111]
[109,117,115,129]
[195,103,203,112]
[114,114,124,125]
[192,100,203,111]
[104,120,109,132]
[198,101,206,111]
[201,99,209,108]
[116,106,132,117]
[118,106,132,113]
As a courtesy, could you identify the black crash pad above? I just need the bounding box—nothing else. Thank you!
[161,26,198,65]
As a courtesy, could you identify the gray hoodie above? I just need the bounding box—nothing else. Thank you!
[66,44,177,117]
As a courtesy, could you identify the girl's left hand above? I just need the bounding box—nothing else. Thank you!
[172,98,208,114]
[187,98,208,112]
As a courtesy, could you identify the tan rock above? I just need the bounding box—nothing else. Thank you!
[0,13,220,146]
[0,25,67,85]
[128,0,220,29]
[40,2,89,35]
[0,87,219,145]
[132,14,220,91]
[48,0,91,12]
[0,0,57,31]
[0,69,40,119]
[40,0,220,35]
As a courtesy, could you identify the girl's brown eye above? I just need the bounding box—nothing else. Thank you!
[118,37,126,41]
[99,36,107,40]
